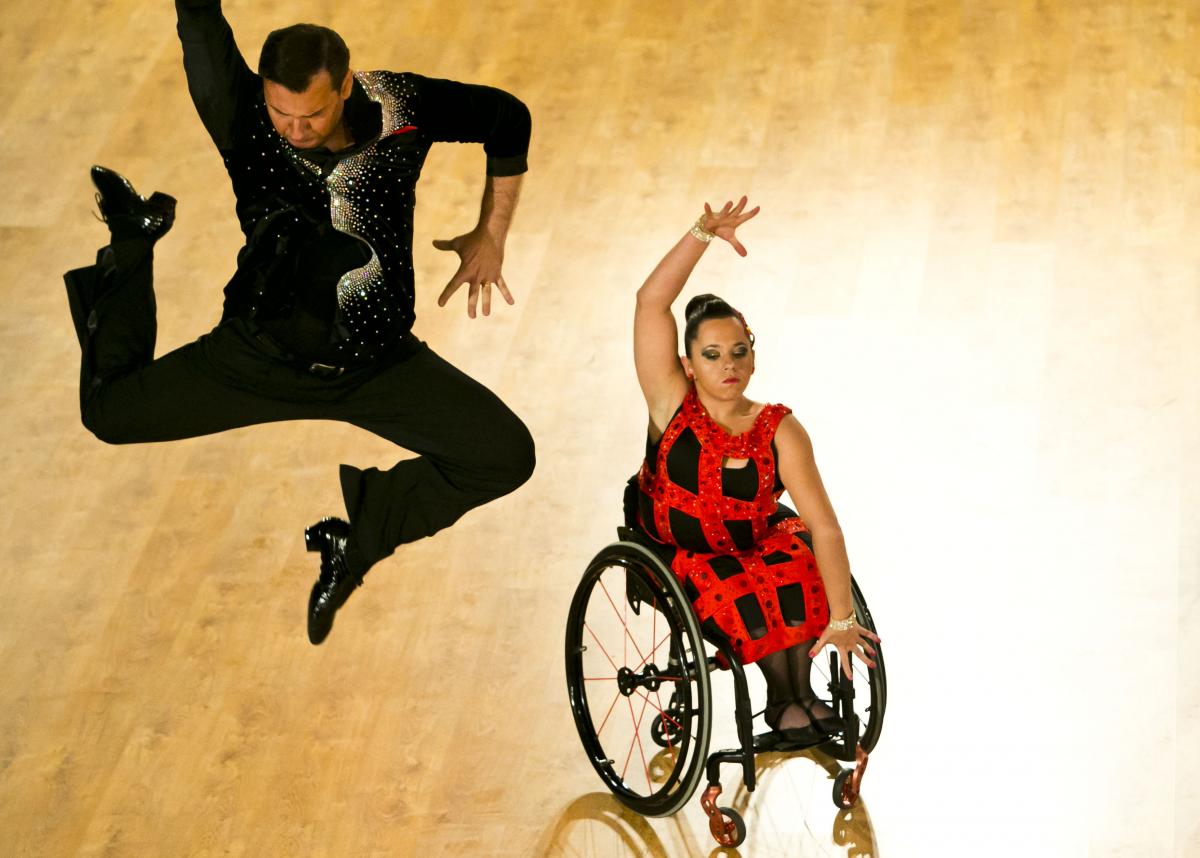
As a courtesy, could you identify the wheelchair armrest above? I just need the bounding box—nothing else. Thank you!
[617,525,659,548]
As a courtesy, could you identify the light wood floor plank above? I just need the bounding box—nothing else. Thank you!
[1,1,1197,855]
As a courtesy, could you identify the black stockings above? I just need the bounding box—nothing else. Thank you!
[756,638,837,731]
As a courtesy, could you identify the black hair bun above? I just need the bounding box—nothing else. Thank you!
[685,293,728,321]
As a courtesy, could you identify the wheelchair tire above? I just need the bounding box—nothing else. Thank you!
[714,806,746,848]
[832,767,857,809]
[565,540,713,817]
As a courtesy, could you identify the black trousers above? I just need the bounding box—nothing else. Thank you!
[63,240,535,576]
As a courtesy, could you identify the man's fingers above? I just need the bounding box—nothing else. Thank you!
[466,282,480,318]
[497,277,515,305]
[440,275,513,317]
[437,277,465,307]
[432,238,456,251]
[731,237,748,257]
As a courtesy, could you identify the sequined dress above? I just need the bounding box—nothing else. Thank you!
[637,388,830,664]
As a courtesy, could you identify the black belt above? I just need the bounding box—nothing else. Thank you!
[249,325,420,378]
[251,329,348,378]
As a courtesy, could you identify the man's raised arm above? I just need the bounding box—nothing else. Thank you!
[175,0,258,151]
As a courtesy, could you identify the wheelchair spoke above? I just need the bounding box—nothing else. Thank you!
[652,687,672,748]
[594,687,623,739]
[623,577,628,666]
[632,630,674,673]
[634,688,696,745]
[583,622,620,674]
[621,691,653,793]
[598,578,651,667]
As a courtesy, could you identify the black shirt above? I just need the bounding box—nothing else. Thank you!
[175,0,531,361]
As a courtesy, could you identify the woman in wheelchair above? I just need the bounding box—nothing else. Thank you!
[631,196,879,743]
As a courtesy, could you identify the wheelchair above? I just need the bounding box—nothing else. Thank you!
[564,525,886,849]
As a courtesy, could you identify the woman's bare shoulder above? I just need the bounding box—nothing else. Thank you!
[774,412,814,457]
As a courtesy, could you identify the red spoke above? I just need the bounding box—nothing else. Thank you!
[633,630,674,672]
[620,690,653,791]
[583,676,618,681]
[584,622,620,674]
[652,595,657,654]
[623,577,628,667]
[595,687,622,738]
[598,579,649,666]
[634,688,692,742]
[648,594,667,743]
[633,690,653,792]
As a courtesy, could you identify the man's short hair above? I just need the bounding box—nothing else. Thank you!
[259,24,350,92]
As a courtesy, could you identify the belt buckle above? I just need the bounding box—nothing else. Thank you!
[307,361,345,378]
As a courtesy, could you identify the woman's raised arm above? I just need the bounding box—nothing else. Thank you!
[634,197,759,432]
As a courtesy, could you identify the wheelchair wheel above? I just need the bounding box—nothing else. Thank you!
[565,540,712,817]
[814,577,887,755]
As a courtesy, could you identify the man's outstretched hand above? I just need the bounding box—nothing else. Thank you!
[433,229,515,318]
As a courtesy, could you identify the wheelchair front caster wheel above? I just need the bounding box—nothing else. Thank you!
[650,713,681,748]
[832,767,858,809]
[711,806,746,848]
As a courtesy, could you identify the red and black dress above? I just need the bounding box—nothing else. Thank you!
[636,387,830,664]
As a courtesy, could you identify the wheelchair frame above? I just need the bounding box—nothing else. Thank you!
[565,527,885,848]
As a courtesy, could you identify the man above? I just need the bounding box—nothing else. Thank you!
[63,1,535,644]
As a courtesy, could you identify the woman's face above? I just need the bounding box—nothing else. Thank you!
[682,317,755,401]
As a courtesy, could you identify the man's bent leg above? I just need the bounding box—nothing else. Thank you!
[64,240,310,444]
[337,343,536,574]
[64,239,159,426]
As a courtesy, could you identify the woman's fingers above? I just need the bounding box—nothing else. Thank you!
[853,644,878,668]
[839,650,854,679]
[809,629,831,658]
[738,205,761,223]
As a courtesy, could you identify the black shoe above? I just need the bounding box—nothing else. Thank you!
[304,517,363,645]
[90,165,176,243]
[764,699,843,741]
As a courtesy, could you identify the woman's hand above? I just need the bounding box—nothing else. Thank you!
[700,196,761,256]
[810,622,881,680]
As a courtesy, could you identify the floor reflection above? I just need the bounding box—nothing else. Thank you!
[539,748,879,857]
[535,792,671,858]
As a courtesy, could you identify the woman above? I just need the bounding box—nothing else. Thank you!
[632,197,879,737]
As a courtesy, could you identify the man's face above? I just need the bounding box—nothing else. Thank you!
[263,69,352,150]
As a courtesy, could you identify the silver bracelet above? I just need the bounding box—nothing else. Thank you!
[689,215,715,243]
[827,611,857,632]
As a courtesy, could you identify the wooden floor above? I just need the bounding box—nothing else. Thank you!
[2,1,1197,855]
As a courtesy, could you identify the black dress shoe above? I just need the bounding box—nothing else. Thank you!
[304,517,363,645]
[764,699,844,740]
[90,165,176,243]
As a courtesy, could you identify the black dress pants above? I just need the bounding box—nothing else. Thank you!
[63,240,536,576]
